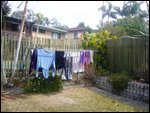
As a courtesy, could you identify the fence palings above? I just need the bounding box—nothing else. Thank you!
[1,33,82,78]
[106,37,149,79]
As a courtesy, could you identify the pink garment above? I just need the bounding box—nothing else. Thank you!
[84,50,91,72]
[84,51,88,72]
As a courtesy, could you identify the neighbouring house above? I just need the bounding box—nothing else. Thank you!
[32,25,67,39]
[67,26,85,39]
[2,16,33,36]
[2,16,67,39]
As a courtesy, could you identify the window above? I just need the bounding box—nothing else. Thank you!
[64,33,67,39]
[74,32,81,38]
[39,29,45,34]
[32,27,45,34]
[26,24,32,34]
[52,32,61,39]
[77,32,81,38]
[6,22,12,31]
[74,32,78,38]
[12,23,18,31]
[18,24,25,32]
[33,27,37,32]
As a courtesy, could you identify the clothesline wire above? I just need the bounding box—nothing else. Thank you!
[30,48,94,52]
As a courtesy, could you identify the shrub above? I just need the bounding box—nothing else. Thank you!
[81,31,111,69]
[13,78,21,87]
[102,21,127,37]
[95,67,110,77]
[24,72,63,93]
[109,71,132,95]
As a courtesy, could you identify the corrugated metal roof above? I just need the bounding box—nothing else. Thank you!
[3,16,32,24]
[3,16,67,33]
[67,27,85,32]
[33,24,67,33]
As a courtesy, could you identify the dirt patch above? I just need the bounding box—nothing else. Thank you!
[30,94,77,107]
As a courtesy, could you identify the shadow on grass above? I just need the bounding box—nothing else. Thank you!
[1,87,28,101]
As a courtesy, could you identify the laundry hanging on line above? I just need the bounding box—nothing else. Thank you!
[29,49,94,80]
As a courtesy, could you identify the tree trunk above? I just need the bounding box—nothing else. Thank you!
[108,11,109,22]
[101,1,104,28]
[11,1,28,82]
[146,1,149,15]
[1,40,7,86]
[1,5,7,86]
[1,53,7,86]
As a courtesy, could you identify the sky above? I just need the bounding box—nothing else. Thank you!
[8,1,148,29]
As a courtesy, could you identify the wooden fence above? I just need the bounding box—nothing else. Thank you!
[106,37,149,80]
[1,32,149,81]
[1,32,82,78]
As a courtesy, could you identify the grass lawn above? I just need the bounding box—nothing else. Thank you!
[1,87,148,112]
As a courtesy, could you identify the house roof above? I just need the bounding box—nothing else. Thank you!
[67,27,85,32]
[33,24,67,33]
[3,16,33,25]
[3,16,67,33]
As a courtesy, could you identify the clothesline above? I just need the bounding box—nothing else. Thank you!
[29,48,94,81]
[30,47,94,51]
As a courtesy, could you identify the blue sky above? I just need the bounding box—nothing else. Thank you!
[8,1,148,29]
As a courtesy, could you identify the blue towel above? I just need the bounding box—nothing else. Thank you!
[36,49,55,79]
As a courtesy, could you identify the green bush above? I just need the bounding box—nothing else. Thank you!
[109,71,132,94]
[102,21,127,37]
[24,72,63,93]
[95,67,110,77]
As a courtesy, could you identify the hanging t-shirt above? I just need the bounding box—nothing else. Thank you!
[36,49,55,79]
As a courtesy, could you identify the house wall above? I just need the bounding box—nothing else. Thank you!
[2,20,31,36]
[61,33,67,39]
[67,31,83,39]
[32,30,52,39]
[5,22,12,31]
[32,30,65,39]
[67,32,74,39]
[2,19,66,39]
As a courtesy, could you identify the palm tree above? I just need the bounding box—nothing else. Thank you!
[100,1,104,28]
[146,1,149,14]
[128,1,146,17]
[113,1,148,19]
[11,1,28,82]
[1,1,11,17]
[1,7,7,85]
[98,1,117,23]
[113,1,130,19]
